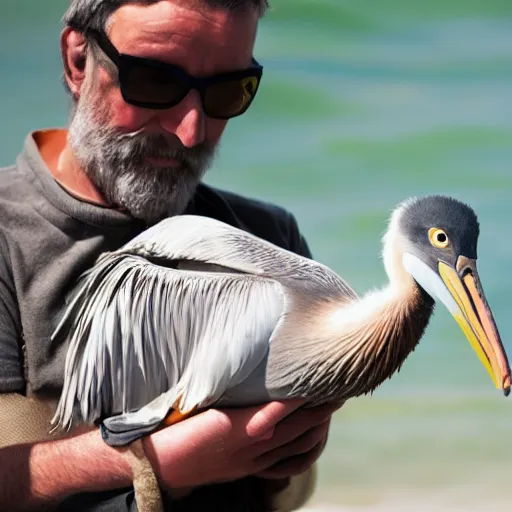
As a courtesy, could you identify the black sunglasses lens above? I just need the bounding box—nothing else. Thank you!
[122,65,188,107]
[204,75,260,118]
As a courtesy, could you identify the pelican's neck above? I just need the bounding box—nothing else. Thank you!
[382,200,416,291]
[309,278,434,402]
[289,219,435,403]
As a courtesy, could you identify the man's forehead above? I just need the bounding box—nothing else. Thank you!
[107,1,259,38]
[106,1,259,73]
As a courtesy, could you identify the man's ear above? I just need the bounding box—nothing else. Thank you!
[61,27,88,99]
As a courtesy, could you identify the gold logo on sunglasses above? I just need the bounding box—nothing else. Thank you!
[240,77,258,107]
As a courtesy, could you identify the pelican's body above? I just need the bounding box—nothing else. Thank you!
[51,196,511,447]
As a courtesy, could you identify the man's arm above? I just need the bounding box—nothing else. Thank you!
[0,426,132,510]
[0,397,334,511]
[0,234,134,509]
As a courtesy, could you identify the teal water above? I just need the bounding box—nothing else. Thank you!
[1,2,511,509]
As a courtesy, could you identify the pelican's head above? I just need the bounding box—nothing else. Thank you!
[385,195,511,396]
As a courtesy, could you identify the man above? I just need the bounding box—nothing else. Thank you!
[0,1,337,510]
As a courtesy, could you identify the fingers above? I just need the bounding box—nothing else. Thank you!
[256,416,330,469]
[248,403,334,456]
[262,422,327,467]
[198,399,305,447]
[203,400,342,446]
[242,399,305,440]
[255,430,328,479]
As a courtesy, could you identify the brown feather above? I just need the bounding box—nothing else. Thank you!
[265,280,434,405]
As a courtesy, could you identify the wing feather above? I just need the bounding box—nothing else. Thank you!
[52,253,285,430]
[116,215,356,301]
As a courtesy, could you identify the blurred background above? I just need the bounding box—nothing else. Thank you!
[1,1,511,510]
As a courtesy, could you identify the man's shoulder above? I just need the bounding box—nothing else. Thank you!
[0,164,22,184]
[0,164,22,177]
[0,164,28,201]
[193,184,311,257]
[0,162,47,226]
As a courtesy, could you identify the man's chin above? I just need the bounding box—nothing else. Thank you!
[118,181,200,224]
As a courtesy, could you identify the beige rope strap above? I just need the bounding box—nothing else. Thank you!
[118,438,165,512]
[0,393,58,448]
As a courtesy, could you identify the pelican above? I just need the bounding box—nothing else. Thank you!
[51,194,511,511]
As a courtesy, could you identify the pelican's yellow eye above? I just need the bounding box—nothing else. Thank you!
[428,228,449,249]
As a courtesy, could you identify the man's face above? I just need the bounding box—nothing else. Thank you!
[68,1,259,223]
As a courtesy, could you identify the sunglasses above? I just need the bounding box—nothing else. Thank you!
[87,29,263,119]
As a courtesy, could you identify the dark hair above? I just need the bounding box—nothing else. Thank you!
[63,0,269,32]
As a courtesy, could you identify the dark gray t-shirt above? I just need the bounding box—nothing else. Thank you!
[0,132,312,401]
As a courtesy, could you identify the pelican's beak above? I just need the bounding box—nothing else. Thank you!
[438,256,511,396]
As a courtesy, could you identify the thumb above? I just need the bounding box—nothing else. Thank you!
[244,399,304,440]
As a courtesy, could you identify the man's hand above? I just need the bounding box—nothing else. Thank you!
[144,399,339,493]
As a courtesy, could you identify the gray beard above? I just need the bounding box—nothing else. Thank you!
[67,98,217,224]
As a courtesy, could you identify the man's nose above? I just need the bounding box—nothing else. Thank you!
[157,90,205,148]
